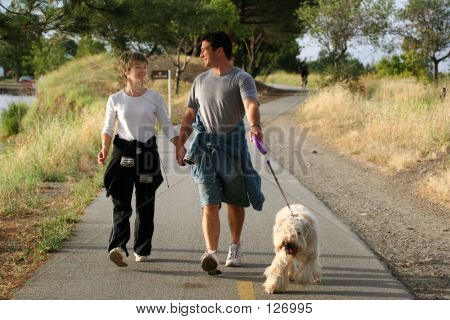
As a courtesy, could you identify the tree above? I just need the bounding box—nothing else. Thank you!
[375,52,428,78]
[76,36,106,58]
[259,40,301,79]
[88,1,136,53]
[398,0,450,82]
[0,0,93,45]
[151,0,208,94]
[231,0,304,77]
[0,42,34,80]
[31,36,71,78]
[132,0,240,94]
[298,0,394,67]
[0,1,126,78]
[1,1,127,47]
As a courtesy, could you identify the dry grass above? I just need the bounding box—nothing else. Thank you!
[299,76,450,205]
[421,168,450,204]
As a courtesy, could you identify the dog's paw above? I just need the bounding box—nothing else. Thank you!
[312,275,321,284]
[288,268,298,282]
[263,282,274,294]
[263,280,282,294]
[264,284,280,294]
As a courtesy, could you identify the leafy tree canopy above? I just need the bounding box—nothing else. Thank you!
[398,0,450,81]
[298,0,394,65]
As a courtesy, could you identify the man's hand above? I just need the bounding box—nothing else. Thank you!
[177,108,197,166]
[249,125,263,142]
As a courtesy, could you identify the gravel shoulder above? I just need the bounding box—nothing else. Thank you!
[265,95,450,300]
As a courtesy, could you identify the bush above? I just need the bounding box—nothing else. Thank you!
[0,102,29,136]
[375,54,429,79]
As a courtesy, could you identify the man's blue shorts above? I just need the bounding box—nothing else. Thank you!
[196,175,250,208]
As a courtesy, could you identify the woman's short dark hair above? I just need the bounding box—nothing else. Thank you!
[118,51,148,83]
[201,31,232,60]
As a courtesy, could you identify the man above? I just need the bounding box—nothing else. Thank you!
[177,31,265,275]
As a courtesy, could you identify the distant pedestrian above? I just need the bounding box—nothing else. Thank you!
[299,60,309,89]
[98,51,182,267]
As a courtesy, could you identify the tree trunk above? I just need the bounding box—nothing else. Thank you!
[262,66,273,82]
[243,31,265,77]
[432,58,439,83]
[175,67,181,95]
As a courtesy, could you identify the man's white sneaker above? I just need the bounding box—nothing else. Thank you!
[200,251,222,275]
[109,247,128,267]
[134,252,150,262]
[225,243,242,267]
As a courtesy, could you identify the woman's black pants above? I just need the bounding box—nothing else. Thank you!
[107,174,157,257]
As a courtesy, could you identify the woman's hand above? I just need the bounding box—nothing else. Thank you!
[98,134,112,165]
[97,148,109,165]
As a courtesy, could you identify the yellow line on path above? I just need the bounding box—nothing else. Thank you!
[237,281,256,300]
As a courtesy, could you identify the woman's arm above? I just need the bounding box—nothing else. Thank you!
[98,96,116,165]
[98,133,112,165]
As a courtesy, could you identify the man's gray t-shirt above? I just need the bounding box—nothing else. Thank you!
[187,67,258,135]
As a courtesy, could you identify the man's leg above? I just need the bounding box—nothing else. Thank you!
[196,180,222,275]
[202,204,221,251]
[225,204,245,267]
[200,204,222,275]
[221,174,248,267]
[227,204,245,244]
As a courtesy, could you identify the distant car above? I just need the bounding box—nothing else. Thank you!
[19,76,34,83]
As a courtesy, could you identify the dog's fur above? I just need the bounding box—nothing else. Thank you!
[263,204,321,294]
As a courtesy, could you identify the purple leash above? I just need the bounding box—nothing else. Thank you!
[251,135,294,216]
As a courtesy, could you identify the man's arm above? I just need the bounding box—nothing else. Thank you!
[244,97,263,142]
[177,108,197,166]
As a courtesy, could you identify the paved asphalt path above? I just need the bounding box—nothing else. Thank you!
[13,90,412,300]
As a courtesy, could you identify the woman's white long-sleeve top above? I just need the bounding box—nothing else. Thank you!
[102,89,177,143]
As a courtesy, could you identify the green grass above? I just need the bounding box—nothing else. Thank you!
[0,102,29,136]
[36,177,101,254]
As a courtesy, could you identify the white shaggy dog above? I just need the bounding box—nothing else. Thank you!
[263,204,321,294]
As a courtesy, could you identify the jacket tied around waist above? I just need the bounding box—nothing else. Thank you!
[104,135,163,198]
[184,113,265,211]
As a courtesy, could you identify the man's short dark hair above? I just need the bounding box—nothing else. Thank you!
[201,31,232,60]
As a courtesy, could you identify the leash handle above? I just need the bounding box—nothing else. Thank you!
[250,134,268,155]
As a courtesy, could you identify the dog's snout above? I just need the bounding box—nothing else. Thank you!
[284,242,299,256]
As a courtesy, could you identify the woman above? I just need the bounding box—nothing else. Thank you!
[98,51,181,267]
